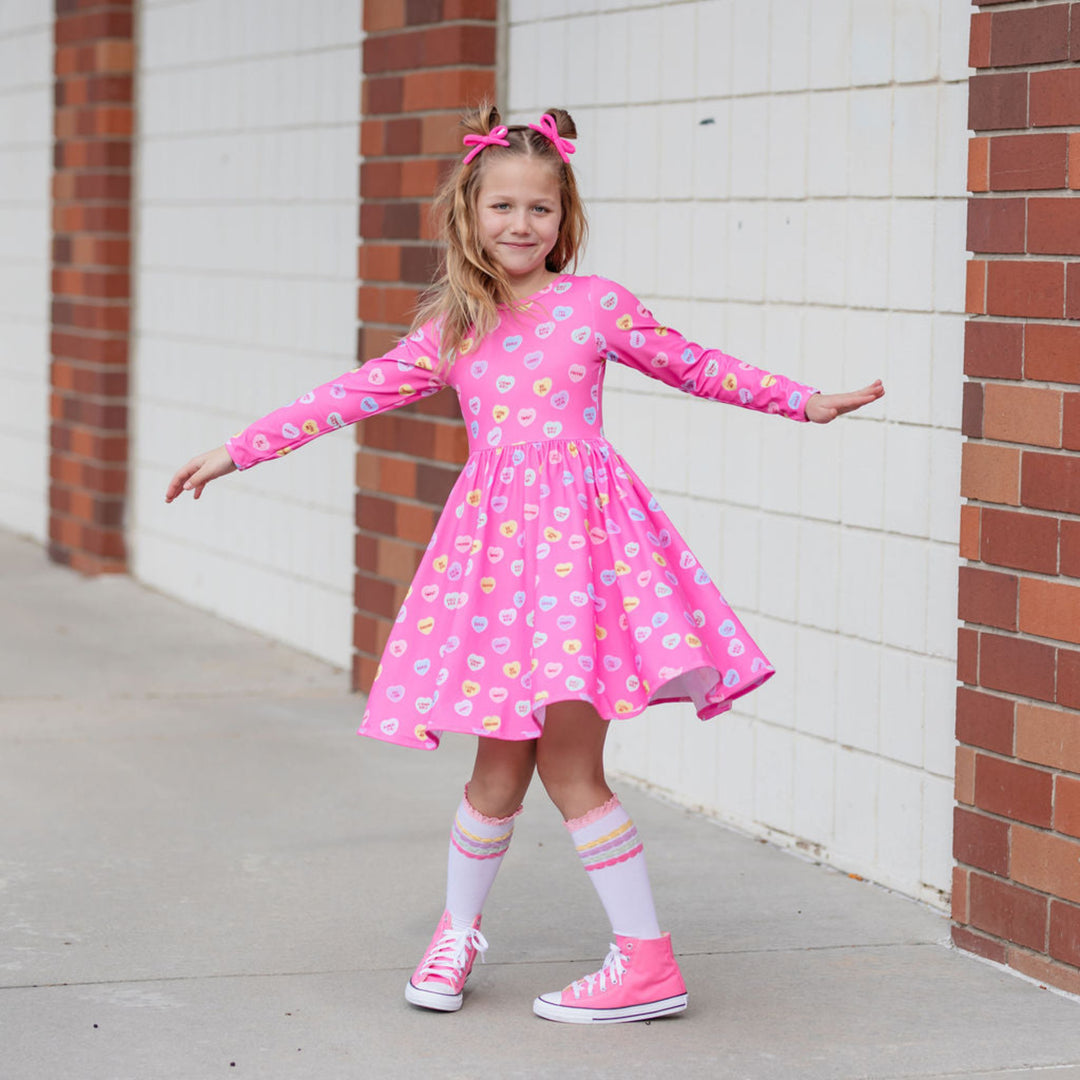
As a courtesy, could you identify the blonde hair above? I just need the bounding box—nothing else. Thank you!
[411,104,588,361]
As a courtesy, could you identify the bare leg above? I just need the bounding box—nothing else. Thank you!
[534,700,613,820]
[466,735,537,818]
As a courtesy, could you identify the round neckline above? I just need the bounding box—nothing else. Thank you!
[511,273,569,306]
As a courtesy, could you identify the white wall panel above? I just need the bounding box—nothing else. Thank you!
[130,0,361,667]
[0,2,52,539]
[507,0,966,908]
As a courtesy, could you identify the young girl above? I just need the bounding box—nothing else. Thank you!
[167,105,883,1024]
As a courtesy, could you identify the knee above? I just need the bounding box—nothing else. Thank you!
[468,754,535,818]
[535,754,606,812]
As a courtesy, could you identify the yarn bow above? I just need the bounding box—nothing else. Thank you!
[528,113,575,162]
[462,125,510,165]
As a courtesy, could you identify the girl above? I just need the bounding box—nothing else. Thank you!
[167,105,883,1024]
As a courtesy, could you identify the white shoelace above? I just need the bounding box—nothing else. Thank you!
[570,942,627,999]
[417,924,489,983]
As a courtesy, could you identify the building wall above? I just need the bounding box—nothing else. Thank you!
[0,1,53,541]
[129,0,362,666]
[953,0,1080,998]
[507,0,970,907]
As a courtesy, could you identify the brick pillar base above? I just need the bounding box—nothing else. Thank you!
[953,1,1080,996]
[48,0,135,574]
[352,1,497,691]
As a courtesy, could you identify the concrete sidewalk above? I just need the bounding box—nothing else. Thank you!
[2,528,1079,1080]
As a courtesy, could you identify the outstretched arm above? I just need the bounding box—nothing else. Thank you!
[164,322,446,504]
[165,445,237,502]
[804,380,885,423]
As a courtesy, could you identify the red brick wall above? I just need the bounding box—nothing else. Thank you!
[48,0,134,574]
[352,1,497,691]
[955,0,1080,996]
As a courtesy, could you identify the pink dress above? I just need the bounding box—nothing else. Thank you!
[226,275,817,750]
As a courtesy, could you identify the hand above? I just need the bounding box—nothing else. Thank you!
[804,380,884,423]
[165,445,237,502]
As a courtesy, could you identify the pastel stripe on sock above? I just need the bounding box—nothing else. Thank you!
[451,815,514,860]
[582,842,645,872]
[576,822,643,871]
[575,818,634,853]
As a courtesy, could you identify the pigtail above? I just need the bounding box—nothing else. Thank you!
[543,107,577,141]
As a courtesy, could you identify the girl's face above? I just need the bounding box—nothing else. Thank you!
[475,156,563,298]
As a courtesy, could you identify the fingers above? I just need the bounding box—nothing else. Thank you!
[165,462,199,503]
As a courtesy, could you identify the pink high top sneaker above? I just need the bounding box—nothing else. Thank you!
[405,910,488,1012]
[533,933,688,1024]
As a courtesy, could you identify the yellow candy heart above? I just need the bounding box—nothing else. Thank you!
[686,633,702,648]
[480,577,496,594]
[652,552,667,567]
[471,538,482,554]
[493,405,510,422]
[616,314,633,330]
[415,355,433,370]
[615,700,634,715]
[500,521,518,537]
[614,561,631,576]
[723,373,737,391]
[555,562,573,577]
[563,639,582,655]
[503,661,521,679]
[533,377,552,396]
[467,489,482,507]
[482,715,501,732]
[595,626,607,640]
[414,724,428,741]
[623,596,640,612]
[398,383,414,396]
[544,527,562,542]
[433,555,448,573]
[418,617,435,635]
[462,680,480,697]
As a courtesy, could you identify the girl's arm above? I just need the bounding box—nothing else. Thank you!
[590,276,818,421]
[165,325,446,502]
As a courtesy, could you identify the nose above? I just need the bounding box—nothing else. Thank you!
[509,208,531,234]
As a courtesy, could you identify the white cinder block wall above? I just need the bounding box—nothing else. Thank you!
[130,1,362,667]
[507,0,968,907]
[0,1,53,541]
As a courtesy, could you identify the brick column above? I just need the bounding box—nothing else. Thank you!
[954,1,1080,995]
[353,1,497,691]
[49,0,134,574]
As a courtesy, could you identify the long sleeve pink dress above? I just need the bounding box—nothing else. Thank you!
[226,274,817,749]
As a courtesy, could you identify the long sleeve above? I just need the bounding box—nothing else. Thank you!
[225,322,447,470]
[588,276,817,421]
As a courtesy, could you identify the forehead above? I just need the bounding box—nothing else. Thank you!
[477,156,561,199]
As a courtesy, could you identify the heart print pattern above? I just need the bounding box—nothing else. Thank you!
[226,275,818,750]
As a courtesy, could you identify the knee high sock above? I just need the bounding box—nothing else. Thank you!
[445,785,520,930]
[567,793,662,940]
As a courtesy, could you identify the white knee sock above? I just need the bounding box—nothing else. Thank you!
[567,794,662,940]
[445,786,520,930]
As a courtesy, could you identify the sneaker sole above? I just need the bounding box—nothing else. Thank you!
[532,992,688,1024]
[405,981,464,1012]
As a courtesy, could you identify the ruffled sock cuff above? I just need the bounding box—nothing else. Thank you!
[564,792,621,832]
[462,782,524,826]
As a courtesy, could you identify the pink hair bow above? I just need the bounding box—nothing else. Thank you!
[462,125,510,165]
[528,113,575,162]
